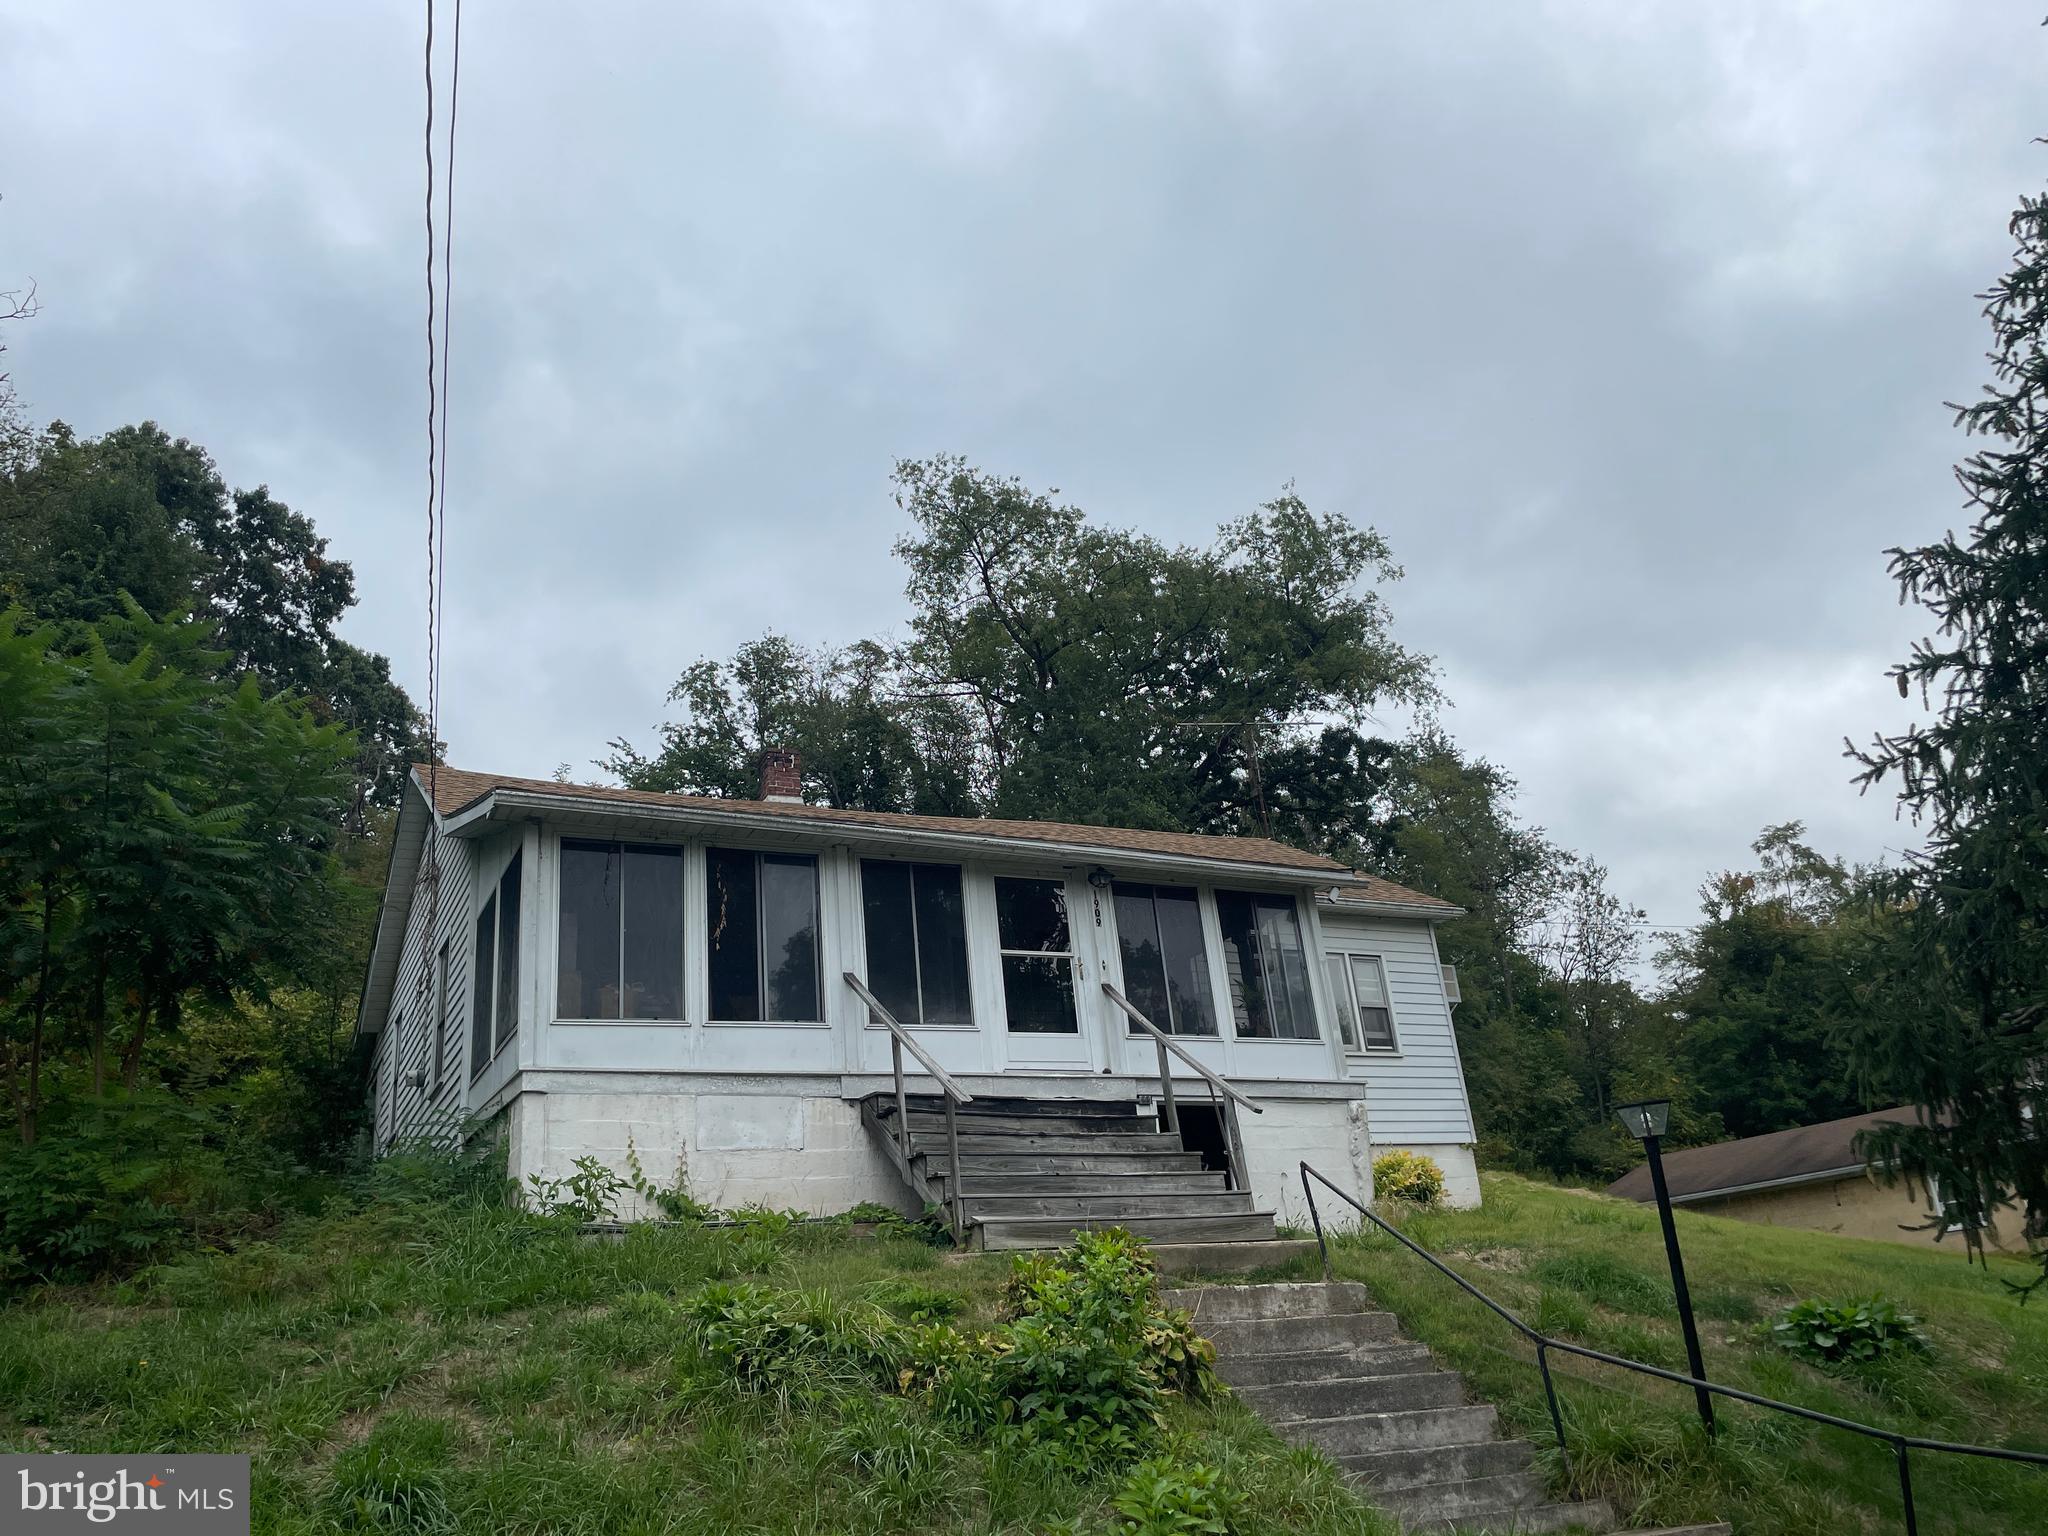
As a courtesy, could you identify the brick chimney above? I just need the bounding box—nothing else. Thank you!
[757,748,802,803]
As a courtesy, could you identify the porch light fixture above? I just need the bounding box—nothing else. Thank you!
[1613,1099,1671,1141]
[1086,866,1114,890]
[1614,1096,1713,1438]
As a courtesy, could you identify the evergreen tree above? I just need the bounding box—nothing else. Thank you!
[1847,176,2048,1288]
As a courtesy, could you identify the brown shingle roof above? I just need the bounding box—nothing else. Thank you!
[1605,1107,1925,1204]
[413,764,1454,904]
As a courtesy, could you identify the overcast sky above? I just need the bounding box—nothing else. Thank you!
[3,2,2041,935]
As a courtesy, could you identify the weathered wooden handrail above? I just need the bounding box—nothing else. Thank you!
[1101,981,1260,1192]
[844,971,972,1241]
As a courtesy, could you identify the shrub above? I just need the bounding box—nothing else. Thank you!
[976,1229,1218,1466]
[525,1155,627,1222]
[0,1092,221,1285]
[689,1230,1218,1473]
[1372,1149,1447,1207]
[357,1133,506,1208]
[1770,1297,1930,1368]
[1112,1457,1243,1536]
[684,1282,907,1395]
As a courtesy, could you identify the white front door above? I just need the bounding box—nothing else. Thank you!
[992,873,1097,1071]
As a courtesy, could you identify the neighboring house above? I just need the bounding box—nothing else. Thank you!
[1605,1107,2010,1251]
[358,754,1478,1245]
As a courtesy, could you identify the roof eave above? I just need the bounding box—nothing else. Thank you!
[354,783,432,1043]
[1316,891,1466,922]
[1616,1162,1872,1206]
[451,786,1353,885]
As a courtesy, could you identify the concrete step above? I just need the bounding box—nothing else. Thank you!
[1148,1238,1320,1276]
[1404,1497,1615,1534]
[1376,1468,1545,1524]
[964,1191,1255,1219]
[1337,1437,1534,1493]
[1163,1281,1372,1320]
[973,1210,1277,1250]
[945,1150,1208,1174]
[1280,1404,1500,1458]
[1199,1310,1404,1354]
[1216,1343,1435,1388]
[1240,1369,1466,1419]
[931,1169,1227,1195]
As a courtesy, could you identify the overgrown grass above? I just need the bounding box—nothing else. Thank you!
[1324,1172,2048,1535]
[0,1190,1397,1535]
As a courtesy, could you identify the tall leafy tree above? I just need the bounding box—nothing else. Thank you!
[0,421,426,821]
[615,458,1437,846]
[0,604,354,1142]
[892,457,1435,838]
[605,634,977,814]
[1847,175,2048,1287]
[1661,824,1870,1139]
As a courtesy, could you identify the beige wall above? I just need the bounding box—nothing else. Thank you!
[1689,1172,2015,1252]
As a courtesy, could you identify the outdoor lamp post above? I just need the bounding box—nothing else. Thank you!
[1614,1098,1717,1437]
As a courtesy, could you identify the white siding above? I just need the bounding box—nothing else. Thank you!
[1319,912,1476,1147]
[373,813,481,1151]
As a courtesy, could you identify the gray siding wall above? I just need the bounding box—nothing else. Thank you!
[373,817,479,1151]
[1319,912,1476,1146]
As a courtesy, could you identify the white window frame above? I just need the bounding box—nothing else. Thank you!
[1326,951,1400,1055]
[855,858,978,1031]
[552,837,689,1023]
[704,845,827,1025]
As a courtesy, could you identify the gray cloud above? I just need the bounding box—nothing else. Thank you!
[4,0,2040,927]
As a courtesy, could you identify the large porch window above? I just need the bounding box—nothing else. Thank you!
[1215,889,1318,1040]
[1112,882,1217,1035]
[707,848,822,1022]
[556,840,684,1020]
[470,848,523,1078]
[860,860,972,1026]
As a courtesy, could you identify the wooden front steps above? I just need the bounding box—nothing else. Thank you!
[859,1092,1298,1256]
[1164,1281,1731,1536]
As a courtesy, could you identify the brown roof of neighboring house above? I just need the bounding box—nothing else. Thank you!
[414,765,1456,905]
[1605,1106,1926,1205]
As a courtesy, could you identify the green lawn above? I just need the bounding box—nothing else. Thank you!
[3,1173,2042,1535]
[1320,1172,2048,1535]
[0,1192,1384,1536]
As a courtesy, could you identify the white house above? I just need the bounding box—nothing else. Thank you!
[358,754,1480,1248]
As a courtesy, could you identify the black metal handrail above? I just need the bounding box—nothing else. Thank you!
[1298,1160,2048,1536]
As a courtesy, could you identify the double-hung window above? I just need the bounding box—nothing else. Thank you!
[860,860,972,1026]
[1214,890,1319,1040]
[556,840,685,1020]
[469,848,523,1078]
[1112,882,1217,1035]
[707,848,822,1021]
[1324,953,1398,1053]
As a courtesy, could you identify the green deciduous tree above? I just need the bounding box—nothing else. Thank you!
[0,604,355,1144]
[1661,824,1870,1139]
[1847,177,2048,1288]
[612,459,1435,848]
[0,421,427,822]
